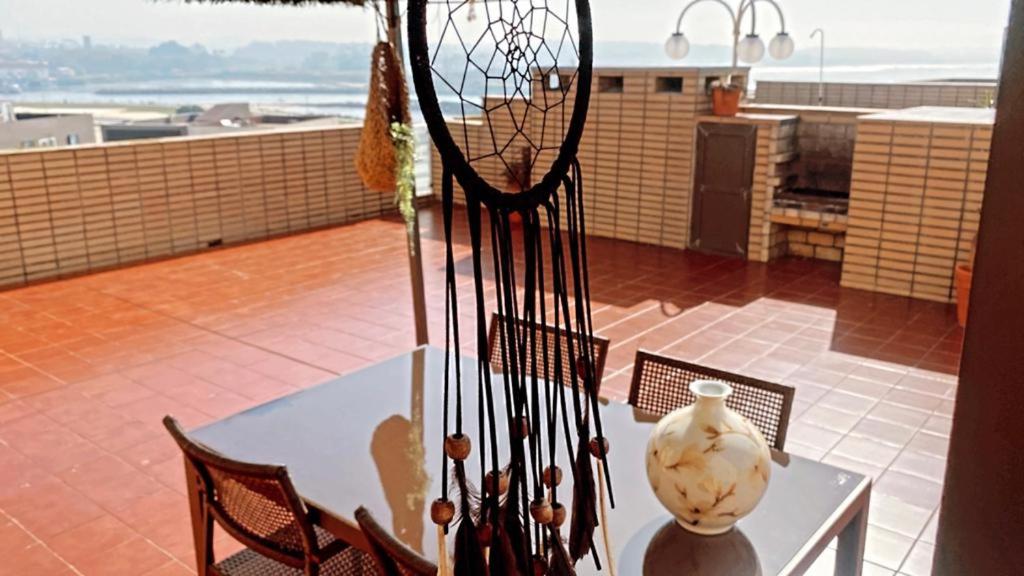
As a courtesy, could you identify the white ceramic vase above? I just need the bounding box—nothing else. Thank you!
[645,380,772,535]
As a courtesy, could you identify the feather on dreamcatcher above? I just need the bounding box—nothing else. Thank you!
[408,1,612,574]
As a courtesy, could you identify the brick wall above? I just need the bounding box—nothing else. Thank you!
[0,124,393,289]
[840,108,993,303]
[769,208,849,262]
[755,81,997,109]
[432,66,743,250]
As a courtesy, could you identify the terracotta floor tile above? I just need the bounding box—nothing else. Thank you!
[849,363,907,385]
[46,514,139,566]
[869,493,934,539]
[787,421,844,452]
[889,450,947,482]
[920,415,953,438]
[818,390,879,416]
[882,389,945,413]
[918,511,941,545]
[904,432,951,460]
[798,405,862,434]
[0,207,965,570]
[141,561,196,576]
[821,453,886,480]
[248,356,336,388]
[73,535,175,576]
[866,402,931,430]
[4,475,107,539]
[862,562,896,576]
[835,376,894,401]
[0,398,36,425]
[58,453,166,512]
[1,542,77,575]
[0,517,37,556]
[899,540,935,576]
[875,470,945,510]
[787,378,833,404]
[864,525,916,571]
[849,418,919,448]
[829,435,902,469]
[786,440,829,461]
[894,373,954,398]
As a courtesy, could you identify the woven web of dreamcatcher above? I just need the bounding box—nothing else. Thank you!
[429,0,580,190]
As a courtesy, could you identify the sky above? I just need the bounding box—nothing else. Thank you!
[0,0,1012,56]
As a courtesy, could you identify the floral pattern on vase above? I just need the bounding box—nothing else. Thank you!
[645,380,772,535]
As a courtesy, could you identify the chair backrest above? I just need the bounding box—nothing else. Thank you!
[628,350,795,451]
[355,507,437,576]
[163,415,319,570]
[488,312,610,393]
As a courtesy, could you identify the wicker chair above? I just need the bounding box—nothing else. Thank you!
[163,416,372,576]
[354,507,437,576]
[488,312,611,393]
[628,350,795,451]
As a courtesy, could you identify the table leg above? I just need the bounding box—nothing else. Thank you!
[184,457,210,576]
[835,491,869,576]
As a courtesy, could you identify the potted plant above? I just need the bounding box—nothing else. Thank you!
[955,233,977,327]
[710,77,743,117]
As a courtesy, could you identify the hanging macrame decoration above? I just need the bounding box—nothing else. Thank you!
[408,1,611,574]
[356,39,412,192]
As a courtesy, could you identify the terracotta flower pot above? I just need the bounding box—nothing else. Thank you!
[712,86,742,117]
[645,380,771,535]
[955,264,973,327]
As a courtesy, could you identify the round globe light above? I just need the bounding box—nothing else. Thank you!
[665,32,690,61]
[737,34,765,64]
[768,32,795,60]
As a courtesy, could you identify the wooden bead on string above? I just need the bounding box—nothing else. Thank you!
[517,416,530,439]
[590,436,610,458]
[529,499,554,525]
[542,465,563,488]
[551,502,567,528]
[444,433,471,461]
[430,498,455,526]
[484,469,510,496]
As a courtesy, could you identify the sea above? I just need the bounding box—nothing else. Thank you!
[3,62,1000,120]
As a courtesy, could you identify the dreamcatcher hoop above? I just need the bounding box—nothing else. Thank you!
[407,0,593,211]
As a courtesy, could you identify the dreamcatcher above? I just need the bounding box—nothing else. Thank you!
[408,1,612,575]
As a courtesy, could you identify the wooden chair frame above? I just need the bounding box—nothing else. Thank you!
[487,312,611,393]
[164,416,350,576]
[354,507,437,576]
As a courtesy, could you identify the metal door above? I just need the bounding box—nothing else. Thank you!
[690,123,757,257]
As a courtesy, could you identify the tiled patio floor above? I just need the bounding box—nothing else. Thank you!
[0,206,960,575]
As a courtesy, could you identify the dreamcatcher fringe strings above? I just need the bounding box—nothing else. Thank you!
[436,161,609,575]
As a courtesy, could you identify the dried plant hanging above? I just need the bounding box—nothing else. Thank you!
[391,121,417,230]
[357,39,412,192]
[408,1,612,574]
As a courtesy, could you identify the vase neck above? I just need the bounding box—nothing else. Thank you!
[690,380,733,409]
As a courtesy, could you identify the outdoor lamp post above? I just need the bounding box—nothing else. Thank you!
[665,0,794,69]
[811,28,826,105]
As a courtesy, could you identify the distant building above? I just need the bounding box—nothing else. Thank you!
[101,123,188,142]
[82,35,92,50]
[0,105,96,150]
[0,59,49,81]
[101,102,341,143]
